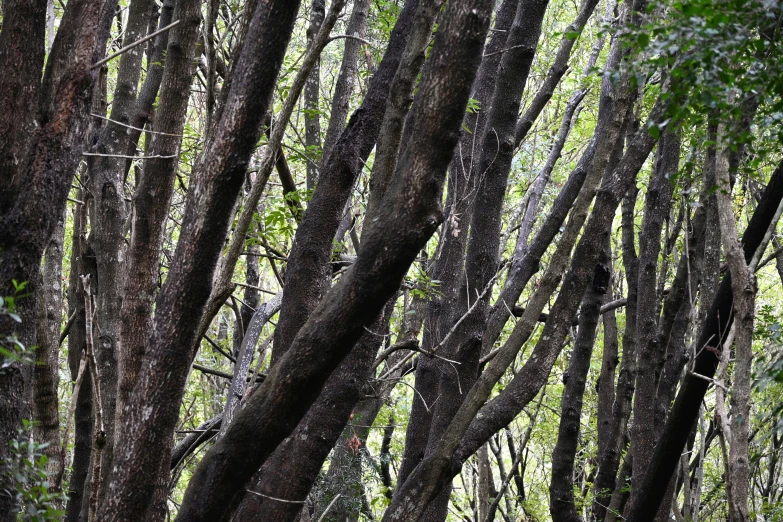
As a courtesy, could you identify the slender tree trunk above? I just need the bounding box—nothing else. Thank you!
[550,251,610,522]
[321,0,371,164]
[232,1,441,515]
[593,186,638,519]
[629,129,680,504]
[596,241,619,466]
[715,133,756,522]
[86,0,156,502]
[64,187,93,522]
[32,210,65,491]
[304,0,326,190]
[220,294,282,437]
[122,0,176,178]
[513,0,601,146]
[115,0,202,431]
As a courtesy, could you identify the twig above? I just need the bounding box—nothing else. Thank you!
[91,20,181,69]
[246,490,306,504]
[90,113,184,137]
[193,363,234,380]
[82,151,177,160]
[373,340,461,373]
[429,264,506,356]
[58,307,80,346]
[484,43,531,58]
[203,335,236,363]
[317,494,342,522]
[231,280,277,295]
[192,363,265,383]
[689,371,729,392]
[755,244,783,271]
[327,34,372,45]
[373,340,418,369]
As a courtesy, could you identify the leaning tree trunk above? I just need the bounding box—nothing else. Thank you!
[416,2,553,520]
[386,44,667,517]
[270,0,418,364]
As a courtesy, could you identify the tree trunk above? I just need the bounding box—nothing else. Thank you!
[87,0,156,501]
[629,129,680,504]
[0,0,116,515]
[33,210,65,492]
[715,132,756,522]
[395,0,518,490]
[320,0,371,165]
[304,0,326,190]
[550,251,610,522]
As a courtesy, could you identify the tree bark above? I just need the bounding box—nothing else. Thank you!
[122,0,176,178]
[0,0,46,214]
[232,1,442,514]
[513,0,601,146]
[387,65,666,519]
[220,293,282,436]
[596,238,619,468]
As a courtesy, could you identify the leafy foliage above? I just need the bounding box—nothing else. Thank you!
[1,420,67,521]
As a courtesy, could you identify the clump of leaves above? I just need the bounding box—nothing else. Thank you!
[1,420,67,521]
[1,281,37,372]
[407,264,442,301]
[622,0,783,146]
